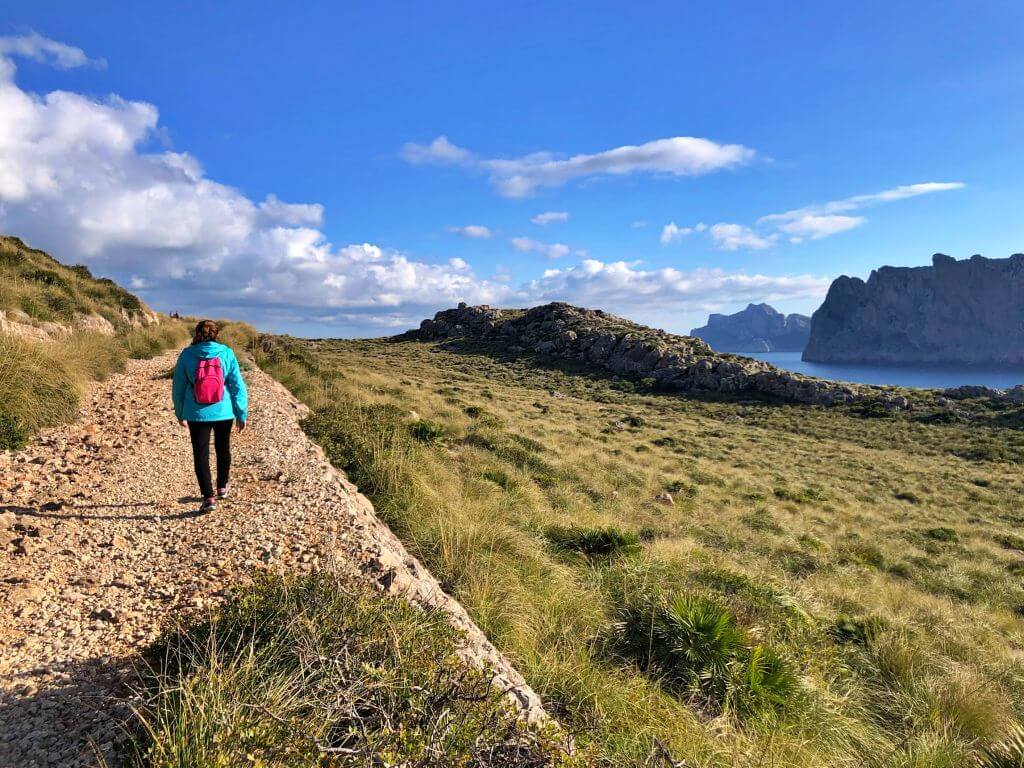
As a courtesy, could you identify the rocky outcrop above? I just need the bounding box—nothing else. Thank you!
[416,302,908,408]
[690,303,810,352]
[804,253,1024,364]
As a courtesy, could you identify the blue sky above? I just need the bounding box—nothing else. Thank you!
[1,2,1022,336]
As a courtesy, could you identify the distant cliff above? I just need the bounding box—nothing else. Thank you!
[690,303,810,353]
[804,253,1024,364]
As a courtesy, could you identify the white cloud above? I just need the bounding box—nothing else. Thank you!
[448,224,492,239]
[669,181,965,252]
[527,259,830,312]
[531,211,569,225]
[774,214,865,240]
[759,182,964,230]
[399,135,473,166]
[709,223,776,251]
[0,38,506,325]
[258,194,324,227]
[0,31,105,73]
[0,35,832,335]
[402,135,756,197]
[660,221,706,245]
[511,237,571,259]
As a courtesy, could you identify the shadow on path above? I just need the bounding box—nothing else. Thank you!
[2,503,208,523]
[0,653,139,767]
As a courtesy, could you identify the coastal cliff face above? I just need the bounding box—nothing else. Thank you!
[804,253,1024,364]
[690,303,810,352]
[416,302,909,409]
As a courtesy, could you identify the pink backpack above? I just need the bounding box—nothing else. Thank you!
[194,357,225,404]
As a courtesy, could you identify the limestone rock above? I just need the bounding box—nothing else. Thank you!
[805,253,1024,364]
[691,303,810,353]
[416,302,907,409]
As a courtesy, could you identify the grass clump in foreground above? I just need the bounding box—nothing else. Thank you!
[129,571,577,768]
[253,335,1024,767]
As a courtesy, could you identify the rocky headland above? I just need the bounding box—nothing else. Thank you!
[416,302,909,409]
[690,303,810,353]
[804,253,1024,364]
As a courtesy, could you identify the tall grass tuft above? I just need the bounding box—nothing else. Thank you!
[128,572,578,767]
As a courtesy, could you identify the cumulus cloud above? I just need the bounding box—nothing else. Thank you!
[531,211,569,225]
[660,221,706,245]
[258,194,324,227]
[0,34,831,335]
[448,224,492,239]
[511,237,571,259]
[401,135,756,197]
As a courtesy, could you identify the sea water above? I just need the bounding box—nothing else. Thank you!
[745,352,1024,390]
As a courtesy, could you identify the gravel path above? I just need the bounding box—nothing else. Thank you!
[0,351,544,767]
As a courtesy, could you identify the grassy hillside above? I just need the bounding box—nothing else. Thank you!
[0,235,187,449]
[253,333,1024,767]
[0,235,154,330]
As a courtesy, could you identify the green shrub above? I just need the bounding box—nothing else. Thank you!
[995,534,1024,553]
[924,527,958,542]
[615,594,742,697]
[544,525,640,559]
[613,592,801,718]
[410,418,447,444]
[830,615,887,646]
[773,485,826,504]
[128,572,572,767]
[0,410,27,451]
[732,644,799,717]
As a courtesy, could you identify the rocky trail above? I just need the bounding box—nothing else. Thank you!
[0,352,544,767]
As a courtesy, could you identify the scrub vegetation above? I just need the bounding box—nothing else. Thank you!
[128,571,575,767]
[249,332,1024,767]
[0,236,189,449]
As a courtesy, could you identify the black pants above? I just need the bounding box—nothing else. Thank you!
[187,420,233,498]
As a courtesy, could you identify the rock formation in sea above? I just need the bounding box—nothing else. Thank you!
[804,253,1024,364]
[690,303,810,353]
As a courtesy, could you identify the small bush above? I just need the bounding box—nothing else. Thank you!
[924,527,958,542]
[995,533,1024,553]
[613,592,800,717]
[0,410,27,450]
[895,490,922,504]
[830,615,887,646]
[409,418,447,444]
[773,485,826,504]
[732,644,799,716]
[544,524,640,559]
[128,572,571,767]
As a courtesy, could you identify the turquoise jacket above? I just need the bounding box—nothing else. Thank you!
[172,341,248,423]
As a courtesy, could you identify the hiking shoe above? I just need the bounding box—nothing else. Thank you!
[216,485,229,500]
[200,496,216,513]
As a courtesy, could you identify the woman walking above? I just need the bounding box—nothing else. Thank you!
[172,320,248,513]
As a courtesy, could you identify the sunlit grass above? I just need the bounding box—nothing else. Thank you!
[250,335,1024,766]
